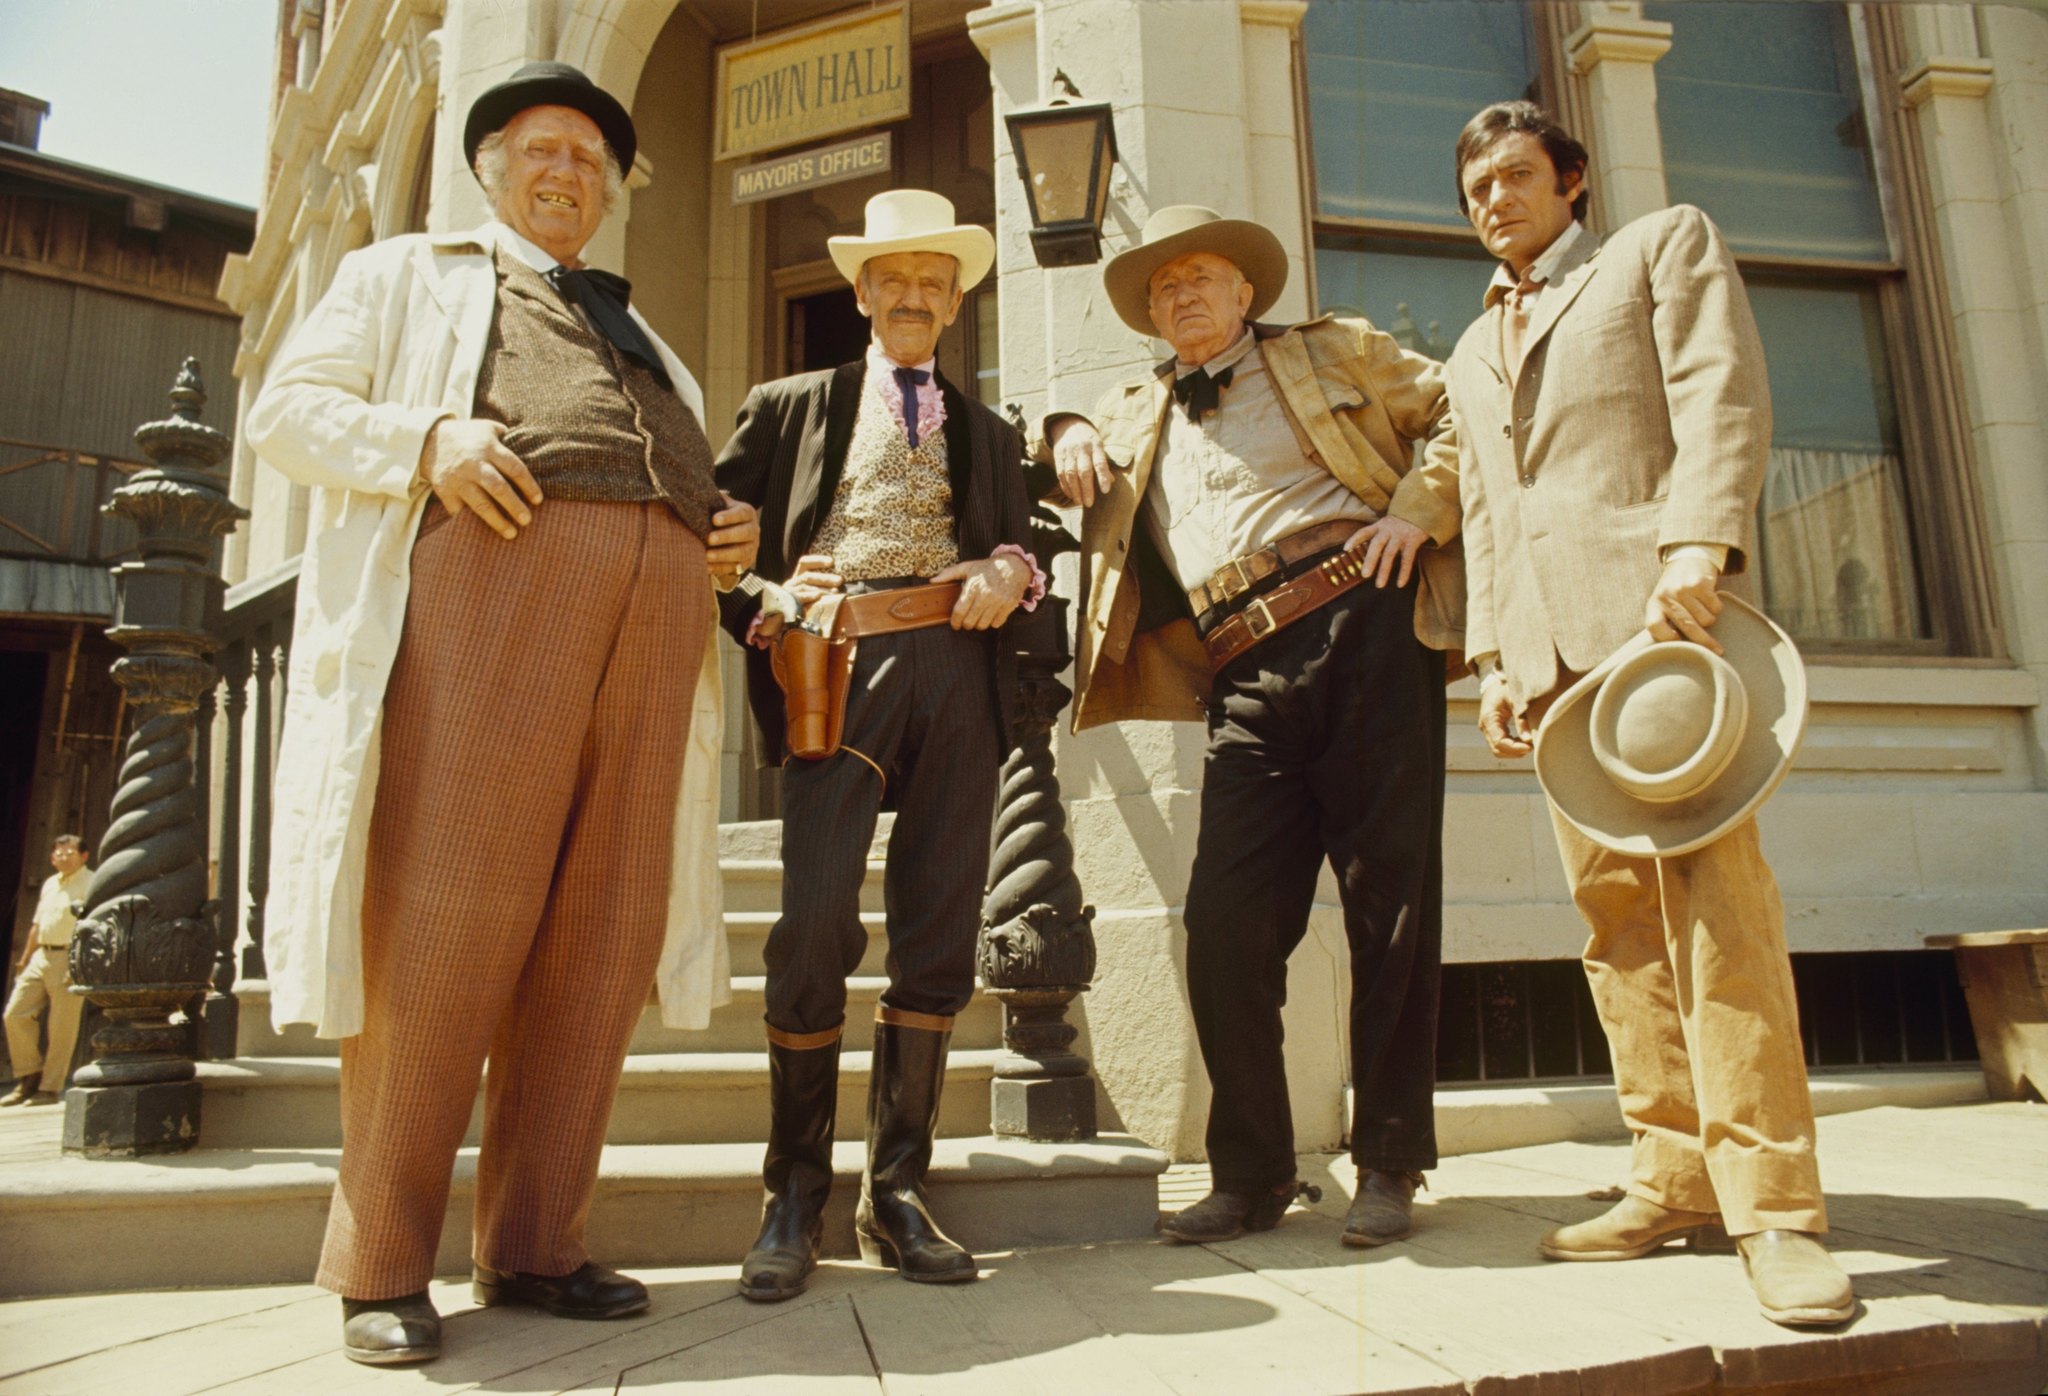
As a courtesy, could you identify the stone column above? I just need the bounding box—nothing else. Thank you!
[65,361,247,1157]
[1903,9,2048,784]
[970,0,1347,1162]
[1565,3,1673,227]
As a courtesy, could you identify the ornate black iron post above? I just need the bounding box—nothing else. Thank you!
[977,491,1100,1143]
[64,360,247,1157]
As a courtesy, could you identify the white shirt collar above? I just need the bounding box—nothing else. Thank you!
[866,342,936,381]
[487,220,563,274]
[1487,219,1586,303]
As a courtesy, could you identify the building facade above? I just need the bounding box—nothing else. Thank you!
[0,88,252,963]
[217,0,2048,1160]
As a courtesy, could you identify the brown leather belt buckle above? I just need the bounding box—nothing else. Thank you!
[1242,596,1277,641]
[1216,557,1255,601]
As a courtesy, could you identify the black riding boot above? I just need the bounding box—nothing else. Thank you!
[738,1026,842,1301]
[854,1012,977,1284]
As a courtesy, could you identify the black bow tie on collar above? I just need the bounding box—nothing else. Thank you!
[544,265,672,392]
[1173,364,1234,422]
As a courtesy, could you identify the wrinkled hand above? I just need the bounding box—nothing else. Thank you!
[1644,553,1724,653]
[785,554,842,609]
[1478,671,1532,759]
[1345,516,1431,589]
[418,418,543,539]
[932,554,1030,631]
[1050,416,1116,509]
[706,495,760,588]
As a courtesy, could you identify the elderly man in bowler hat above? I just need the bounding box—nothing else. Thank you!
[246,62,759,1363]
[714,190,1039,1300]
[1041,206,1461,1247]
[1445,100,1853,1326]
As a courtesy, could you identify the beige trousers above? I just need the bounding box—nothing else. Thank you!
[1549,808,1827,1236]
[4,946,82,1091]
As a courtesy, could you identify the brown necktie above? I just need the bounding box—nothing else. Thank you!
[1501,274,1541,379]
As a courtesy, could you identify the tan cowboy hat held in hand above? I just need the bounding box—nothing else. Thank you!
[1535,596,1808,857]
[1103,205,1290,337]
[828,190,996,292]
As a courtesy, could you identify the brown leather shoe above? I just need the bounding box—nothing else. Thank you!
[1739,1230,1856,1326]
[1539,1194,1729,1261]
[473,1261,649,1318]
[340,1292,441,1365]
[0,1078,35,1108]
[1161,1180,1322,1244]
[1343,1170,1423,1247]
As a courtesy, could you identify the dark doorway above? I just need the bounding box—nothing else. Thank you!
[785,287,869,375]
[1,649,47,961]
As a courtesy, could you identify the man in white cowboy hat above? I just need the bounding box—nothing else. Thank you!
[1040,205,1462,1248]
[246,60,760,1364]
[714,189,1040,1300]
[1445,99,1853,1326]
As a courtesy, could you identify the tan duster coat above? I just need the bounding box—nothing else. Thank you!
[1034,315,1463,732]
[245,223,729,1038]
[1445,205,1770,712]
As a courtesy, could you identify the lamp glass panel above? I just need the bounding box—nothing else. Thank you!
[1016,112,1105,225]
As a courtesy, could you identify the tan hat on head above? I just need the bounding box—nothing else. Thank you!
[1534,595,1808,857]
[828,190,996,293]
[1103,205,1289,337]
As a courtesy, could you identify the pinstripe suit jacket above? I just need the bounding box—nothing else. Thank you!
[1446,204,1772,711]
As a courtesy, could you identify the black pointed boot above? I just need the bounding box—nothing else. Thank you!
[738,1025,842,1301]
[854,1009,977,1284]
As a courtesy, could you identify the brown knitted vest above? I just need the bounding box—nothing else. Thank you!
[474,249,723,538]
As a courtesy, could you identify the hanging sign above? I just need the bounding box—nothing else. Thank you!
[732,131,892,205]
[715,3,912,162]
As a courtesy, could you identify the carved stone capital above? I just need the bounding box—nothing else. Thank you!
[1902,58,1996,110]
[1566,13,1673,74]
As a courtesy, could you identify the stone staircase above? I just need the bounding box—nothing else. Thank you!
[0,822,1167,1298]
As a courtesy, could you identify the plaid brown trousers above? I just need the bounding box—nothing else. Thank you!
[316,498,711,1300]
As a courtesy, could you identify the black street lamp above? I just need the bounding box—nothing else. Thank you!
[1004,71,1119,268]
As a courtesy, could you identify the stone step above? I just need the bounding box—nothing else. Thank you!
[627,977,1004,1055]
[235,970,1002,1059]
[196,1051,1006,1150]
[0,1134,1167,1298]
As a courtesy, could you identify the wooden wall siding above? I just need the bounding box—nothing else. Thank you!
[0,186,245,314]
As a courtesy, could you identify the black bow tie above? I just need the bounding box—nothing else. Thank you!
[1173,364,1234,421]
[893,365,931,448]
[544,265,672,391]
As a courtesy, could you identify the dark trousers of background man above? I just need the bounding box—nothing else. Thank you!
[1184,576,1446,1192]
[765,590,1001,1035]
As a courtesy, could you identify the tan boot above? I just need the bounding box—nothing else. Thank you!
[1539,1194,1728,1261]
[1738,1230,1856,1327]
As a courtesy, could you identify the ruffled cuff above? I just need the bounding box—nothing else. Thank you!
[992,543,1048,612]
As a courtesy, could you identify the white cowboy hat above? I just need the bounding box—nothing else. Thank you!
[1534,595,1808,857]
[1103,204,1289,337]
[828,190,996,292]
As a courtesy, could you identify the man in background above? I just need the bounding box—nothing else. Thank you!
[2,834,92,1107]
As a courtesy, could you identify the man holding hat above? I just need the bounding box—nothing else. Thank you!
[714,189,1038,1300]
[246,62,759,1363]
[1445,99,1853,1326]
[1040,206,1461,1248]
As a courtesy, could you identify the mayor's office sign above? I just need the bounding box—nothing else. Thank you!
[715,3,911,162]
[733,132,892,205]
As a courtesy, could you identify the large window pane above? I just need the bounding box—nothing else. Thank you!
[1305,1,1538,226]
[1746,278,1926,643]
[1647,3,1888,261]
[1315,233,1493,360]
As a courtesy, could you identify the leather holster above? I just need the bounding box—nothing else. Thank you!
[769,594,857,761]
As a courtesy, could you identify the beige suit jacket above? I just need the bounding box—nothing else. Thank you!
[1446,204,1770,711]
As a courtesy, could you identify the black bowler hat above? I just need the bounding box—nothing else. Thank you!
[463,61,637,176]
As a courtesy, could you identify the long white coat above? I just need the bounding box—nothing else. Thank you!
[244,222,730,1038]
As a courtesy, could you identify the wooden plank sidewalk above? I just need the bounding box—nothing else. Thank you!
[0,1101,2041,1395]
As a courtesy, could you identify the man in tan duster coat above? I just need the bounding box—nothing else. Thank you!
[1041,206,1460,1249]
[247,63,757,1364]
[1445,99,1853,1327]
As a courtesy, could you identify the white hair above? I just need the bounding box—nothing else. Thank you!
[474,127,624,213]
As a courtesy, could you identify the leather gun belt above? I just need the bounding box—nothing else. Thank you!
[1185,519,1360,621]
[834,580,963,638]
[1201,541,1368,674]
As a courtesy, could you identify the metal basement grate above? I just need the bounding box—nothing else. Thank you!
[1434,950,1978,1085]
